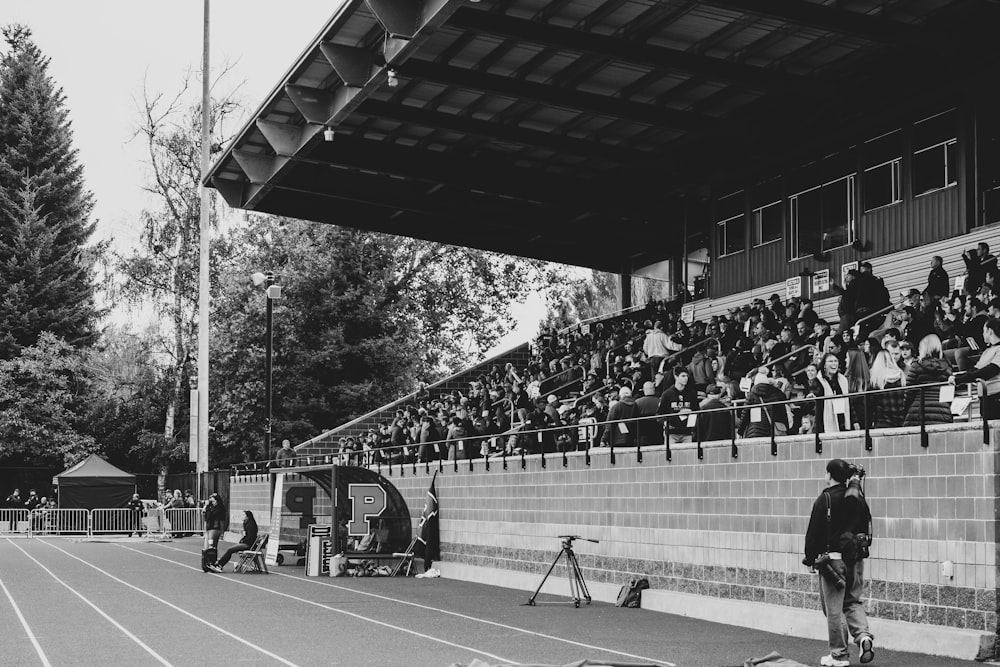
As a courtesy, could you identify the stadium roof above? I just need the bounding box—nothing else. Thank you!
[206,0,1000,274]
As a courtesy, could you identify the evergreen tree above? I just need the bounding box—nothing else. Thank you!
[0,25,99,358]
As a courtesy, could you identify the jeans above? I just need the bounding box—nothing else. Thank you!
[819,558,872,658]
[668,433,692,444]
[217,542,250,567]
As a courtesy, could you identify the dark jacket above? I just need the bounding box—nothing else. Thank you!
[927,265,950,299]
[696,398,734,442]
[903,357,953,426]
[240,515,259,547]
[204,501,227,532]
[804,482,873,565]
[602,396,637,446]
[634,394,662,446]
[657,385,698,436]
[738,383,789,438]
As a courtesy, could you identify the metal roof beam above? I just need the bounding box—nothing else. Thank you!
[319,42,377,87]
[232,150,289,185]
[360,99,648,162]
[447,7,822,92]
[256,120,324,156]
[211,177,246,209]
[707,0,927,47]
[367,0,421,40]
[401,59,720,132]
[285,84,361,126]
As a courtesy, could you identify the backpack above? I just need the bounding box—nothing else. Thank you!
[616,578,649,608]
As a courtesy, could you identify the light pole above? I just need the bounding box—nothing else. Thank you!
[251,272,281,460]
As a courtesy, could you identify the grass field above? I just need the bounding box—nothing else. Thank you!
[0,536,983,666]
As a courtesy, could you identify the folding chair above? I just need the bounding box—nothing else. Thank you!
[234,534,269,574]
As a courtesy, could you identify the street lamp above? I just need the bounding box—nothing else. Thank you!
[251,271,282,460]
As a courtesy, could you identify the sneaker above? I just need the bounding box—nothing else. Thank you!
[206,563,223,573]
[820,655,850,667]
[859,635,874,664]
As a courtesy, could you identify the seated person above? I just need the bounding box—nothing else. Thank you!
[211,510,259,572]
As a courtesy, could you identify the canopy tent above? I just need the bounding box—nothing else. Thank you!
[54,454,136,509]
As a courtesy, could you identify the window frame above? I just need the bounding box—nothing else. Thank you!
[861,158,902,212]
[752,200,782,248]
[912,138,958,198]
[787,174,856,262]
[716,213,746,258]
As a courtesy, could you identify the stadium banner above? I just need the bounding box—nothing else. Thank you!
[265,472,284,566]
[305,523,333,576]
[680,303,695,324]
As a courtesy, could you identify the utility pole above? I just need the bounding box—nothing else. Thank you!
[196,0,212,485]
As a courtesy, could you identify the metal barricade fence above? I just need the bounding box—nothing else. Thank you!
[165,508,204,535]
[29,508,89,536]
[91,508,144,535]
[0,509,29,536]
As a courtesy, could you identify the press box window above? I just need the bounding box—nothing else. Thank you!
[862,160,901,211]
[789,175,855,260]
[913,110,958,196]
[753,201,782,246]
[715,191,745,257]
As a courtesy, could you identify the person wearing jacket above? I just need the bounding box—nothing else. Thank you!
[738,371,789,438]
[813,353,854,433]
[211,510,259,572]
[601,386,637,446]
[868,350,906,428]
[804,459,875,667]
[656,367,698,443]
[696,384,734,442]
[687,343,720,392]
[953,318,1000,419]
[201,493,227,573]
[634,381,663,446]
[903,334,953,427]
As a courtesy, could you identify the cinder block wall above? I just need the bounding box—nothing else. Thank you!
[229,424,999,653]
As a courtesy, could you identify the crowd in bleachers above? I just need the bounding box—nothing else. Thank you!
[324,243,1000,465]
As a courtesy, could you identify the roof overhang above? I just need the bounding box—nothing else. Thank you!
[207,0,1000,274]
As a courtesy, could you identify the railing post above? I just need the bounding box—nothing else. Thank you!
[502,439,508,470]
[540,432,547,469]
[696,417,703,460]
[636,417,643,463]
[814,397,822,454]
[585,429,591,466]
[387,455,393,476]
[438,452,444,473]
[920,388,929,448]
[980,381,990,445]
[730,408,738,459]
[769,406,777,457]
[864,392,873,451]
[665,419,672,462]
[520,444,525,470]
[610,426,616,465]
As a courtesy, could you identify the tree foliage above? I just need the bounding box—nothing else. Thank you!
[0,25,100,359]
[538,267,620,331]
[0,332,96,465]
[209,217,539,463]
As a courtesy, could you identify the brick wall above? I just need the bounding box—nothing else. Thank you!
[230,423,999,654]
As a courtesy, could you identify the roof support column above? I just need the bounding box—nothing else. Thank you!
[620,269,632,311]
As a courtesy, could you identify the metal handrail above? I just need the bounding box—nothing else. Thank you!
[761,344,818,374]
[852,297,904,335]
[661,336,720,370]
[557,303,646,336]
[231,379,983,473]
[604,332,645,378]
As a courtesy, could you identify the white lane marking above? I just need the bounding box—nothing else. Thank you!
[0,548,52,667]
[158,542,675,667]
[7,539,173,667]
[38,539,301,667]
[124,544,519,665]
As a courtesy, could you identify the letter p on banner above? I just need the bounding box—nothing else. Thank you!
[347,483,387,536]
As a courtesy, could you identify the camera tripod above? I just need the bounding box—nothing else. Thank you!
[527,535,599,608]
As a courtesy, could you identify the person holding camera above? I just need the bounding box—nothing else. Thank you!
[804,459,875,666]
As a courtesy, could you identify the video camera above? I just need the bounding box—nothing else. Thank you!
[846,463,866,480]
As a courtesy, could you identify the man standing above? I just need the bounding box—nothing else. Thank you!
[926,255,950,299]
[695,384,733,442]
[804,459,875,666]
[275,439,296,466]
[5,488,21,508]
[643,321,672,378]
[656,367,697,443]
[634,381,662,446]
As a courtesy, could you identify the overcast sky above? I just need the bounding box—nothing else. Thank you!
[4,1,547,348]
[6,0,338,252]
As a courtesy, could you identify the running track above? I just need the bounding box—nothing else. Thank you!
[0,537,982,666]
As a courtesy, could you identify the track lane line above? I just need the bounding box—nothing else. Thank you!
[156,542,675,667]
[37,539,301,667]
[122,543,519,665]
[7,538,173,667]
[0,568,52,667]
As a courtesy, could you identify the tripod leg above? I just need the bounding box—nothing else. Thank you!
[568,550,591,604]
[565,547,580,607]
[528,548,565,605]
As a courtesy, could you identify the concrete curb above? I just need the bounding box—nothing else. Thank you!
[438,561,992,661]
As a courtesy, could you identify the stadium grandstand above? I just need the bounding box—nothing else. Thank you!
[208,0,1000,660]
